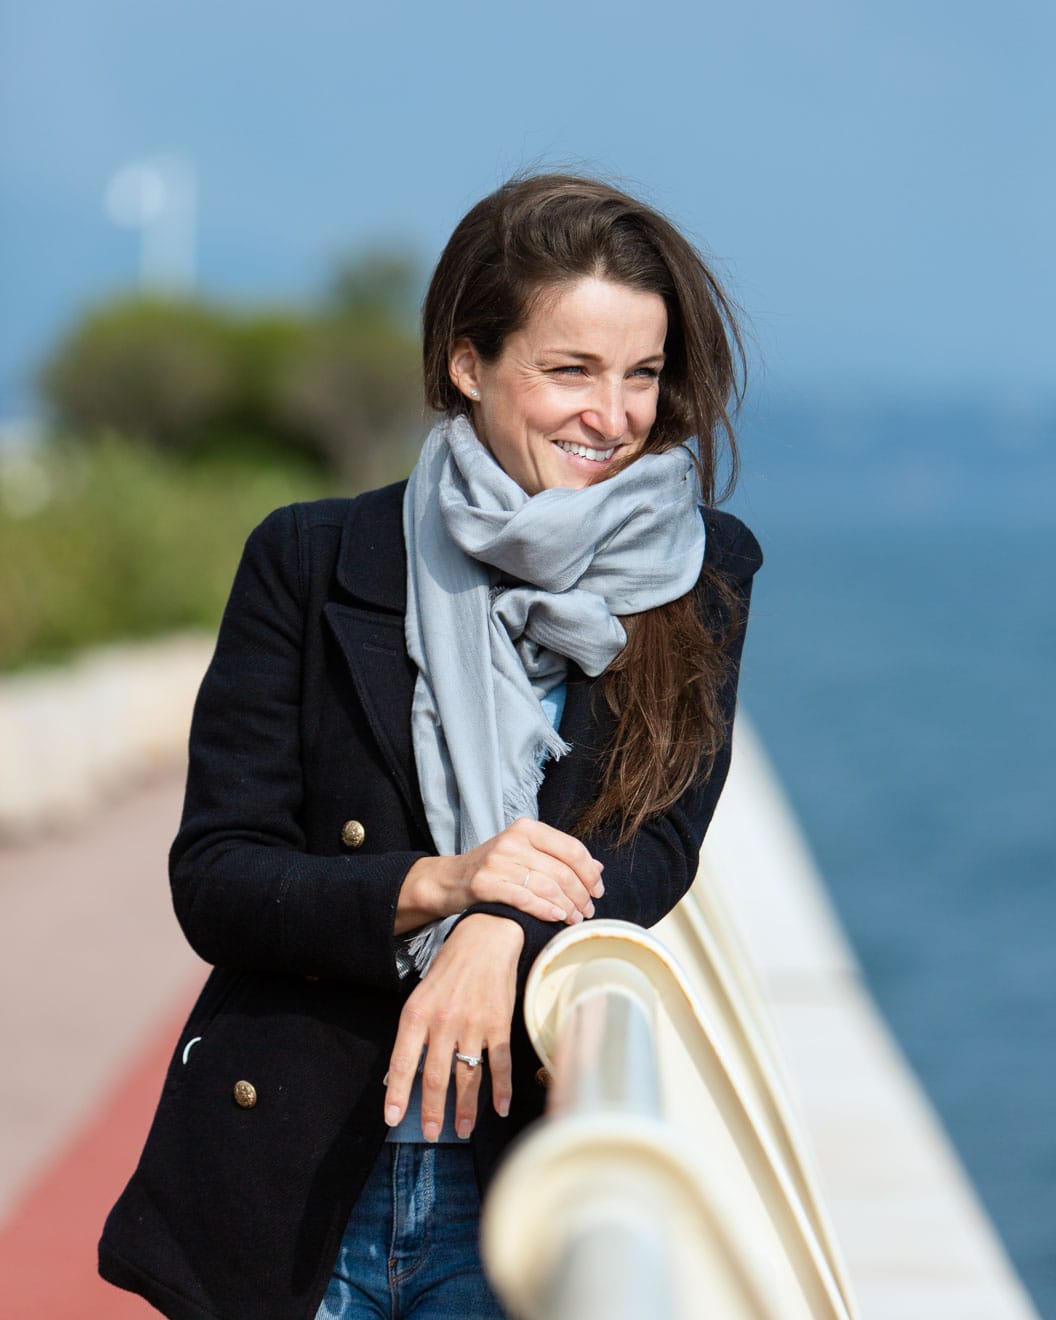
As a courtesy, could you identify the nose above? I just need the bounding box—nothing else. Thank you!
[581,379,627,443]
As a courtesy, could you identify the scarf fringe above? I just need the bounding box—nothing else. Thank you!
[502,729,570,824]
[407,918,456,975]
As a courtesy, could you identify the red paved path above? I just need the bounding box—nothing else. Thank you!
[0,994,194,1318]
[0,774,202,1317]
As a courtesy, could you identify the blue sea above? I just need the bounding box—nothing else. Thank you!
[729,396,1056,1315]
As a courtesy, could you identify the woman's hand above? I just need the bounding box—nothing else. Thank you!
[384,914,524,1140]
[395,817,604,934]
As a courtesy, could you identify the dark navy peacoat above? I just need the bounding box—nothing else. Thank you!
[98,480,761,1320]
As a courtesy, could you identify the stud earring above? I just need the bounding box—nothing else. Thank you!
[470,389,479,399]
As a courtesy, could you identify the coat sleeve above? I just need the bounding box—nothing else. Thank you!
[169,504,427,992]
[456,511,763,990]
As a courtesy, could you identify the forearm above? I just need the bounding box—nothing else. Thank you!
[171,834,428,989]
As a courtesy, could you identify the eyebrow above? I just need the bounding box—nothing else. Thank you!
[544,349,666,365]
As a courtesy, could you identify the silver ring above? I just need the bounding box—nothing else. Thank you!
[455,1051,483,1068]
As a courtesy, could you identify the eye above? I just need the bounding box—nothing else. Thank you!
[632,366,661,380]
[548,365,587,376]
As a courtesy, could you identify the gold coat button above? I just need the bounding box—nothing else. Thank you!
[233,1080,257,1109]
[341,819,366,849]
[535,1067,553,1089]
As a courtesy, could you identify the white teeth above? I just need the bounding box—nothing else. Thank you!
[555,440,615,462]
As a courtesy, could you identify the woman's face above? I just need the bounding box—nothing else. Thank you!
[449,276,667,495]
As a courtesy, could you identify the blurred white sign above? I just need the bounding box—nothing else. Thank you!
[104,155,197,292]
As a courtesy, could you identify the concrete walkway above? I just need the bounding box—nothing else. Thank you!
[0,774,202,1223]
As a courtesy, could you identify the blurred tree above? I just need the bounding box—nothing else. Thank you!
[276,316,422,489]
[36,252,426,487]
[326,249,422,331]
[39,297,234,448]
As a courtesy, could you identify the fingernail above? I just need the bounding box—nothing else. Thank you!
[382,1072,389,1086]
[456,1120,473,1140]
[385,1105,401,1126]
[585,901,595,918]
[593,882,605,898]
[571,910,584,923]
[551,905,566,921]
[423,1122,440,1143]
[497,1098,510,1118]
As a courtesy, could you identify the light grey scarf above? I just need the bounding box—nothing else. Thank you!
[402,413,706,971]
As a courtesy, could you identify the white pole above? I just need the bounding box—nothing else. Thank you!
[103,154,197,292]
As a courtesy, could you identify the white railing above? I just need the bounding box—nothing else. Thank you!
[481,915,859,1320]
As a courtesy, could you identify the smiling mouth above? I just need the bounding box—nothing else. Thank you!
[553,440,616,463]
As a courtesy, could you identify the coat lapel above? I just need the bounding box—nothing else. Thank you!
[331,480,408,613]
[323,602,431,843]
[322,483,433,843]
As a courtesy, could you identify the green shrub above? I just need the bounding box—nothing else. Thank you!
[0,433,336,672]
[39,297,236,449]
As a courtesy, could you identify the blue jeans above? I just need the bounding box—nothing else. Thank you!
[315,1143,507,1319]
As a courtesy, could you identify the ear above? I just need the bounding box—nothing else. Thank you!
[448,338,483,403]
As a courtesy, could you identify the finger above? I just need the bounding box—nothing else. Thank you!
[485,863,583,924]
[492,820,604,906]
[419,1027,459,1141]
[518,855,596,920]
[384,1001,429,1128]
[469,856,588,924]
[522,821,605,898]
[453,1044,485,1140]
[488,1038,513,1119]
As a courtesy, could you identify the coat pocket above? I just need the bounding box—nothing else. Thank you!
[162,966,246,1097]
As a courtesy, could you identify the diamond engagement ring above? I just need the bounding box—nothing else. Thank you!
[454,1051,483,1068]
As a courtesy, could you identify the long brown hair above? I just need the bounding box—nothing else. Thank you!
[422,173,747,841]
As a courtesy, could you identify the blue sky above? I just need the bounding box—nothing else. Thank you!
[2,0,1053,417]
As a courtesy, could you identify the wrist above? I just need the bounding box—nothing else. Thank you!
[455,912,526,953]
[395,857,446,933]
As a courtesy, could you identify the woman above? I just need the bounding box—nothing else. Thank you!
[99,173,762,1319]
